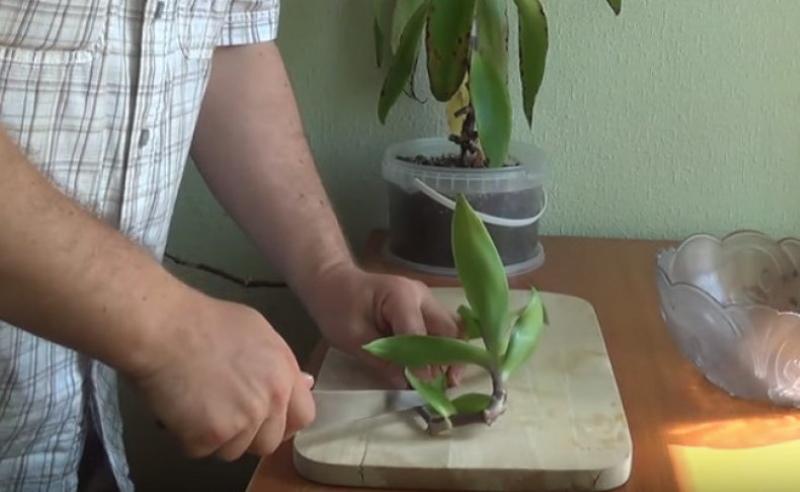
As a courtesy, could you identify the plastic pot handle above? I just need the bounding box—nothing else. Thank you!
[412,178,547,228]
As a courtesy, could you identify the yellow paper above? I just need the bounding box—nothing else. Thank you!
[671,441,800,492]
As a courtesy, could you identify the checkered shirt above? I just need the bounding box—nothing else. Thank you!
[0,0,280,490]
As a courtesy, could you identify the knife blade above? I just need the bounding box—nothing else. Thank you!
[310,389,425,429]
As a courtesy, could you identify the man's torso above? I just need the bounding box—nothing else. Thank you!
[0,1,279,490]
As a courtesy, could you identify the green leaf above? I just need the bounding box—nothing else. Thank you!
[374,19,385,67]
[470,50,512,167]
[457,305,482,340]
[514,0,548,127]
[378,1,429,123]
[373,1,387,67]
[501,289,545,380]
[363,335,493,369]
[451,393,492,414]
[607,0,621,15]
[473,0,510,166]
[452,194,509,358]
[405,368,456,420]
[425,0,476,101]
[391,0,425,54]
[475,0,508,80]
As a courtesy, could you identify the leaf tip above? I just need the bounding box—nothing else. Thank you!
[378,103,388,124]
[362,338,380,354]
[455,192,469,210]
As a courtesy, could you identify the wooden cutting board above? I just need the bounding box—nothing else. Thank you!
[294,288,632,491]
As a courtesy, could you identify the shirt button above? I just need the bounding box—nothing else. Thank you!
[138,129,150,148]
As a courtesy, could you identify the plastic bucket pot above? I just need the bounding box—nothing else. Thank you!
[382,138,547,276]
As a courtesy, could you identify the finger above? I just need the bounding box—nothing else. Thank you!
[421,294,460,339]
[382,290,435,380]
[284,373,316,440]
[179,432,218,459]
[216,424,259,462]
[447,365,465,387]
[248,415,286,457]
[382,291,427,337]
[215,375,314,461]
[247,383,289,457]
[420,289,463,384]
[178,418,236,459]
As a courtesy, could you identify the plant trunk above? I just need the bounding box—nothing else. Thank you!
[448,102,485,168]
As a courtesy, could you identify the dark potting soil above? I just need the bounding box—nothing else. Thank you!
[397,154,521,169]
[387,183,541,269]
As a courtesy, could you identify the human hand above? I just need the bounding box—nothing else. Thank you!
[127,291,315,461]
[304,264,461,388]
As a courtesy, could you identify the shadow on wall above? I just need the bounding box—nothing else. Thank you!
[120,266,320,492]
[277,0,445,253]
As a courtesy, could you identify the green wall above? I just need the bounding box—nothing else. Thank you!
[170,0,799,281]
[125,1,800,490]
[278,0,799,243]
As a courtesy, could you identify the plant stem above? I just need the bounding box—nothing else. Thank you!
[483,369,508,424]
[417,367,507,435]
[448,103,485,168]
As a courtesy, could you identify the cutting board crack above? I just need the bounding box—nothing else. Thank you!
[358,433,370,486]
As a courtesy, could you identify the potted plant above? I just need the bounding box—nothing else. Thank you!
[364,194,546,434]
[373,0,621,274]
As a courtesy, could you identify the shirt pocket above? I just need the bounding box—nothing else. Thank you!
[0,1,109,214]
[178,0,229,60]
[0,0,109,65]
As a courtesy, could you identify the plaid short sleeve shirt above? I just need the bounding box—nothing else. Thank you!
[0,1,280,490]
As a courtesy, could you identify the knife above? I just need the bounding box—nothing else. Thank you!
[310,389,425,430]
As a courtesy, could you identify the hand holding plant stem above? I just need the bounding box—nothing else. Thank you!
[363,195,546,434]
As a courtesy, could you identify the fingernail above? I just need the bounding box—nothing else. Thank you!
[302,372,315,388]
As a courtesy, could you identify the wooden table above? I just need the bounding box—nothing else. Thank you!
[248,234,800,492]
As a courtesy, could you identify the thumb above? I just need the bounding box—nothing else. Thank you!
[300,372,315,389]
[421,296,460,339]
[284,372,317,440]
[381,290,427,337]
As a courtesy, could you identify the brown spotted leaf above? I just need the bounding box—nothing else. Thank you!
[514,0,548,127]
[426,0,476,101]
[378,1,429,123]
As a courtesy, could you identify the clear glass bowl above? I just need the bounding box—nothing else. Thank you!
[656,231,800,406]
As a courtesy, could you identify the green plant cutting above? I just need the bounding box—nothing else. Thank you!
[363,195,547,434]
[373,0,621,168]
